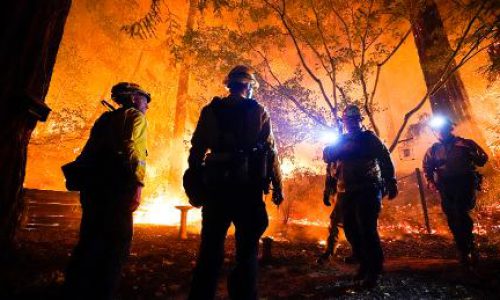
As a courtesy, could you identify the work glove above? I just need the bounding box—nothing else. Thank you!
[385,179,398,200]
[129,185,143,212]
[272,188,284,206]
[427,181,437,192]
[323,192,332,206]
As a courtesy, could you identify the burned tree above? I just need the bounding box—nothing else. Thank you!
[388,0,498,151]
[0,0,71,259]
[412,0,472,122]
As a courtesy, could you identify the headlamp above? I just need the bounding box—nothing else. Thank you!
[428,115,449,129]
[320,130,340,145]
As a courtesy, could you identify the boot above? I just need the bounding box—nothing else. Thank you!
[458,250,470,267]
[343,254,358,264]
[470,248,479,266]
[361,272,381,289]
[352,267,366,281]
[316,252,331,265]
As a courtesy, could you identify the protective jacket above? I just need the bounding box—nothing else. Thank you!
[77,106,147,187]
[188,95,282,192]
[423,136,487,186]
[323,130,395,193]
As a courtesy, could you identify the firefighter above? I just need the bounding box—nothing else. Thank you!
[323,105,398,287]
[187,65,284,300]
[317,161,357,265]
[317,162,346,264]
[423,115,488,267]
[63,82,150,299]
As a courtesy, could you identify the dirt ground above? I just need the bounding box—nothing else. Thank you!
[1,225,499,300]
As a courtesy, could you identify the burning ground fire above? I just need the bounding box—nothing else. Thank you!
[133,192,202,226]
[132,184,499,240]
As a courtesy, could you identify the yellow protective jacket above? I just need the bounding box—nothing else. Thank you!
[77,106,148,186]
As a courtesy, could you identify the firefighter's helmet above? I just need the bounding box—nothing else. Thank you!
[223,65,259,89]
[111,82,151,104]
[342,105,362,120]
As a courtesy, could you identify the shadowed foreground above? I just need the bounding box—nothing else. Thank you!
[1,226,499,299]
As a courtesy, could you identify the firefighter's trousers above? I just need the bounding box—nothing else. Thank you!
[340,188,383,276]
[438,177,477,258]
[325,197,344,255]
[189,187,268,300]
[64,189,133,300]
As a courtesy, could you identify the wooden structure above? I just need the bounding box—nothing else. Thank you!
[21,189,81,230]
[175,205,193,240]
[415,168,432,234]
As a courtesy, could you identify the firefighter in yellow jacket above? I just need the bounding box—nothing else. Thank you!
[64,82,149,299]
[187,66,283,300]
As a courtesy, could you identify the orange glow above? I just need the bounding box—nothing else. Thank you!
[133,191,201,226]
[23,0,499,235]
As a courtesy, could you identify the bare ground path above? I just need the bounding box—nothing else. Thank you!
[0,226,499,299]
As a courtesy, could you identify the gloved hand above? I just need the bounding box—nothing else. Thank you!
[427,181,437,192]
[323,191,332,206]
[323,145,337,163]
[455,139,471,149]
[272,188,284,206]
[129,185,143,212]
[385,179,398,200]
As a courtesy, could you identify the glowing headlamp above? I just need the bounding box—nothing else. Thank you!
[320,130,340,144]
[428,115,448,129]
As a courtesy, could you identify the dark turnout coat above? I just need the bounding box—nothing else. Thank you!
[188,95,283,192]
[323,130,396,193]
[423,136,488,186]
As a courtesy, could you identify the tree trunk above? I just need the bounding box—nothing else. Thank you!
[0,0,71,259]
[411,0,486,140]
[169,0,198,187]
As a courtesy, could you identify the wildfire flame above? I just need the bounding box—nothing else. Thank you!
[133,193,202,226]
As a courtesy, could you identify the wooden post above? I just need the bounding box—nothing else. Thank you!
[415,168,431,234]
[175,206,193,240]
[261,236,273,264]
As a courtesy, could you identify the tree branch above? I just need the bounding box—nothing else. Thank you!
[264,0,336,119]
[369,28,411,107]
[388,36,493,152]
[310,0,339,109]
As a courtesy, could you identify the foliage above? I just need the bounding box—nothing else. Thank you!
[120,0,169,39]
[251,0,411,136]
[120,0,498,155]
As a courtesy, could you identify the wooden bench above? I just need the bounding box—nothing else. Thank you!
[22,189,81,230]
